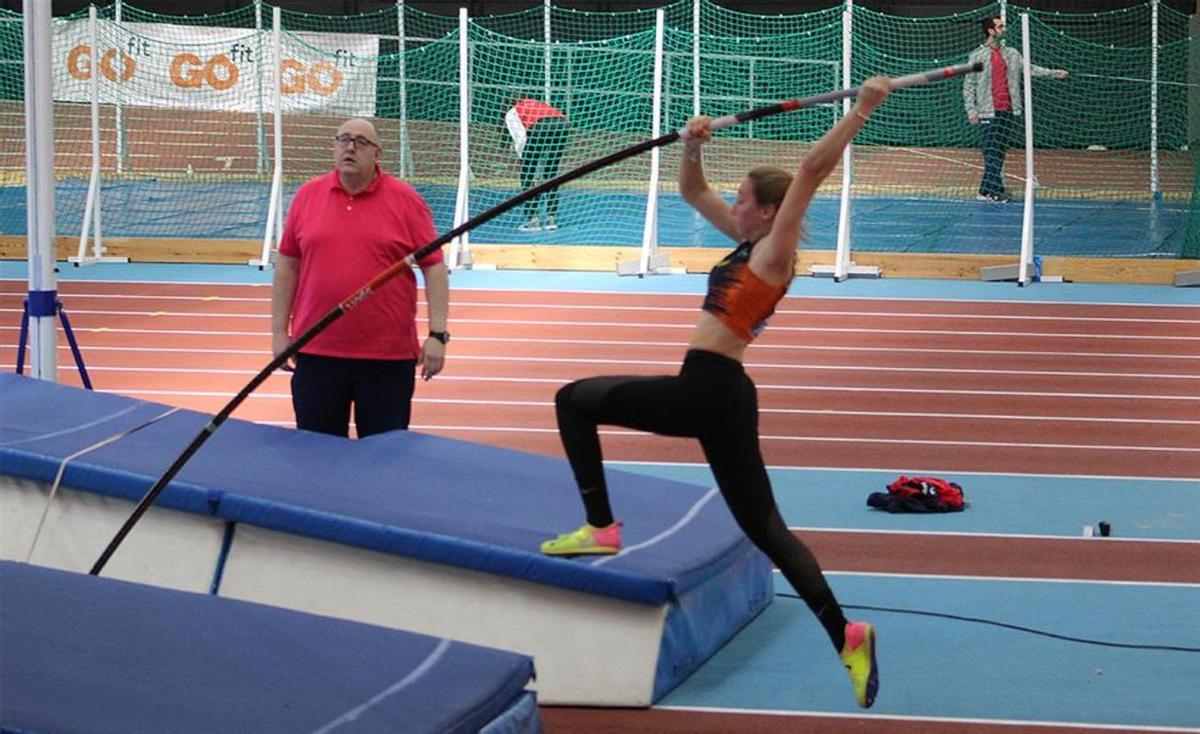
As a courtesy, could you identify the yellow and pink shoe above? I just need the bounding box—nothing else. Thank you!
[540,522,622,556]
[840,621,879,708]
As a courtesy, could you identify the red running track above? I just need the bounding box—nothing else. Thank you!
[3,279,1198,732]
[4,281,1197,480]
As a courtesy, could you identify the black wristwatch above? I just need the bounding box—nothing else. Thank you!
[428,330,450,345]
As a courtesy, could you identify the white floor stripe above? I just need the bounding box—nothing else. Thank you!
[100,382,1200,406]
[652,705,1200,732]
[7,339,1196,362]
[2,311,1196,341]
[4,292,1196,324]
[822,570,1200,589]
[75,390,1197,427]
[4,279,1199,311]
[790,526,1200,545]
[607,459,1200,483]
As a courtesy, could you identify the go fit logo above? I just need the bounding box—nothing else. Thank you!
[66,45,345,96]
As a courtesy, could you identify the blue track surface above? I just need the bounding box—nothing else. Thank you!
[663,573,1200,728]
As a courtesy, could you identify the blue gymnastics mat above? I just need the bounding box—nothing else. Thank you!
[0,561,539,734]
[0,374,772,705]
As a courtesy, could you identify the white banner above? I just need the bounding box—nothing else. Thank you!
[52,19,379,116]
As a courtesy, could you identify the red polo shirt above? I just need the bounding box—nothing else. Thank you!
[279,166,442,360]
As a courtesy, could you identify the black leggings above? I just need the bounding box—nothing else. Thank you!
[521,117,569,219]
[555,349,846,645]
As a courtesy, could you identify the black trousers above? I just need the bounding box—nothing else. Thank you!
[555,349,838,612]
[291,353,416,438]
[979,110,1015,197]
[521,116,569,220]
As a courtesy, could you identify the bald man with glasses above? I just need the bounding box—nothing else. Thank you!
[271,118,450,438]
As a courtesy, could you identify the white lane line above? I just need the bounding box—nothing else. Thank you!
[47,359,1200,381]
[609,459,1200,483]
[825,570,1200,589]
[4,292,1196,324]
[790,527,1200,546]
[4,280,1198,311]
[9,333,1200,362]
[1,311,1196,341]
[104,379,1200,402]
[653,704,1200,731]
[74,390,1199,425]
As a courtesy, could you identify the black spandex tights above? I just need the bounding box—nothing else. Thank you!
[555,349,848,650]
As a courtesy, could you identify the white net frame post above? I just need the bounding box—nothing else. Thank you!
[252,7,284,268]
[810,0,879,281]
[68,6,127,267]
[24,0,58,380]
[617,8,674,276]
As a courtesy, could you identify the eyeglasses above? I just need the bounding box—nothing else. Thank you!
[334,133,379,150]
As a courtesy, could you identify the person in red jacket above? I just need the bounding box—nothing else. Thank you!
[505,98,569,232]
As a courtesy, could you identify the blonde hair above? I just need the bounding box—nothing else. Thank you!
[746,166,793,208]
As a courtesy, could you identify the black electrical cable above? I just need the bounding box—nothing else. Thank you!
[777,593,1200,653]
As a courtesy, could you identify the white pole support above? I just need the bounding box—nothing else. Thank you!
[833,1,853,281]
[24,0,58,380]
[397,0,412,178]
[254,7,284,267]
[543,0,552,102]
[448,8,472,270]
[812,0,876,280]
[1150,0,1160,199]
[1018,13,1036,286]
[619,10,672,276]
[71,6,125,267]
[692,0,700,117]
[115,0,124,174]
[255,0,265,175]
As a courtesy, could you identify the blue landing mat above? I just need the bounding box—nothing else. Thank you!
[0,561,538,734]
[0,373,757,605]
[0,373,772,703]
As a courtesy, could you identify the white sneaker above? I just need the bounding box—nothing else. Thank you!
[543,216,558,231]
[518,217,541,232]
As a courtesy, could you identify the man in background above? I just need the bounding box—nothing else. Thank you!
[963,16,1068,203]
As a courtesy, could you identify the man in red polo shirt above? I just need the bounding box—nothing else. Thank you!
[270,118,449,438]
[505,97,570,232]
[963,16,1068,202]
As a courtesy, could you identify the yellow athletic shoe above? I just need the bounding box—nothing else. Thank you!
[540,522,622,556]
[840,621,879,708]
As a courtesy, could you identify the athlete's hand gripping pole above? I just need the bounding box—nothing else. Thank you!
[89,61,982,576]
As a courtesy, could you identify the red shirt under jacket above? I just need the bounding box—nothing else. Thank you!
[279,166,442,360]
[514,98,565,130]
[990,45,1012,111]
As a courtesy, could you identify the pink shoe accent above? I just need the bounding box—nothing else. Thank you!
[843,620,868,651]
[592,521,623,549]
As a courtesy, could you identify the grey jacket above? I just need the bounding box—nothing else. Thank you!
[963,43,1057,118]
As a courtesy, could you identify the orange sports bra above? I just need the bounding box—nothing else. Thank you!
[701,240,789,343]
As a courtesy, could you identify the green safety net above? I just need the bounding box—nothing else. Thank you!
[0,0,1194,259]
